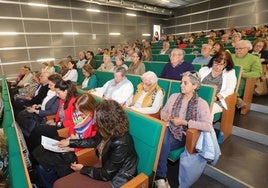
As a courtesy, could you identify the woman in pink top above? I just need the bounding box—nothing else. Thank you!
[155,71,212,188]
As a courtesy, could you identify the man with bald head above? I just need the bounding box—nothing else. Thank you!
[160,48,194,80]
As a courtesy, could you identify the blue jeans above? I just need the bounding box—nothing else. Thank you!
[156,128,186,178]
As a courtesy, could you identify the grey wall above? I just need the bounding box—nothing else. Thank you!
[163,0,268,35]
[0,0,163,77]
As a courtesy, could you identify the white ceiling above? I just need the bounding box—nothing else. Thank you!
[131,0,204,8]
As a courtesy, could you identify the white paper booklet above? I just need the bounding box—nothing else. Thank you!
[41,135,65,153]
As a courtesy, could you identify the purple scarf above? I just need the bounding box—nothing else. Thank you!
[169,93,199,141]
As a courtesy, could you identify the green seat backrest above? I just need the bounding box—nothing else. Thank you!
[146,61,166,77]
[94,55,103,60]
[125,61,132,67]
[125,109,164,176]
[54,65,61,73]
[95,71,114,87]
[126,74,141,93]
[157,54,170,62]
[158,78,171,106]
[96,60,104,69]
[152,49,161,54]
[184,54,196,63]
[76,68,84,85]
[193,63,203,72]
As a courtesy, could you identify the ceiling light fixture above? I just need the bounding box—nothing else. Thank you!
[109,33,120,35]
[0,32,18,35]
[126,13,136,16]
[28,3,48,7]
[142,33,151,36]
[63,32,79,35]
[37,58,55,62]
[86,8,101,12]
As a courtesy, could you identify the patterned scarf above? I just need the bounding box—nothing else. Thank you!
[72,110,94,139]
[131,83,163,107]
[169,93,199,141]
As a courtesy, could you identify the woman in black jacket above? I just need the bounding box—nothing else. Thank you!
[53,100,138,188]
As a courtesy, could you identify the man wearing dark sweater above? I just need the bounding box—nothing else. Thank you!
[160,48,194,80]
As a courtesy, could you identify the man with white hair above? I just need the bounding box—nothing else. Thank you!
[231,40,262,108]
[160,41,172,55]
[192,44,212,65]
[160,48,194,81]
[127,71,164,115]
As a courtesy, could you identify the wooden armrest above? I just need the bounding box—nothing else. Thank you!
[149,108,161,119]
[46,114,56,121]
[57,127,69,138]
[76,148,98,166]
[220,93,237,140]
[186,128,200,154]
[241,78,257,115]
[121,173,149,188]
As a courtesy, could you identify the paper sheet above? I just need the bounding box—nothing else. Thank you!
[41,135,65,153]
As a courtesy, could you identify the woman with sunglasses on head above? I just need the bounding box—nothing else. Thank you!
[199,50,236,115]
[33,93,98,188]
[155,71,213,188]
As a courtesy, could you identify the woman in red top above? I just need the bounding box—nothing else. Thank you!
[32,93,99,188]
[28,80,77,152]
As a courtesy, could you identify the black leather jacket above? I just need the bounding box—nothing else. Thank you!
[69,132,138,188]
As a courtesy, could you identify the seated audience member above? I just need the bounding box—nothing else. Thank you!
[12,71,50,117]
[33,93,98,188]
[8,65,26,87]
[221,34,231,46]
[85,51,97,69]
[212,41,224,55]
[207,37,216,47]
[17,66,33,87]
[27,80,77,152]
[231,32,242,47]
[126,71,164,115]
[80,64,97,91]
[45,61,56,74]
[76,51,87,69]
[141,48,153,61]
[62,60,78,83]
[110,46,117,61]
[192,44,212,65]
[127,51,145,75]
[97,54,114,71]
[110,55,128,72]
[231,40,262,108]
[95,48,103,55]
[16,74,62,138]
[91,67,134,105]
[199,51,237,117]
[53,100,138,188]
[124,47,134,61]
[176,37,187,49]
[187,35,198,49]
[159,41,172,55]
[250,38,268,64]
[154,31,159,41]
[155,71,212,188]
[57,60,68,76]
[160,49,194,81]
[15,71,41,102]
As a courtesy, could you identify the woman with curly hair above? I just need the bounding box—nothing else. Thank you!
[54,100,138,188]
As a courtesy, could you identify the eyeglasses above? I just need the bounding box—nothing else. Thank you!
[235,47,246,51]
[131,55,139,58]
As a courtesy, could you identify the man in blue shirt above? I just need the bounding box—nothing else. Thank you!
[160,49,194,80]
